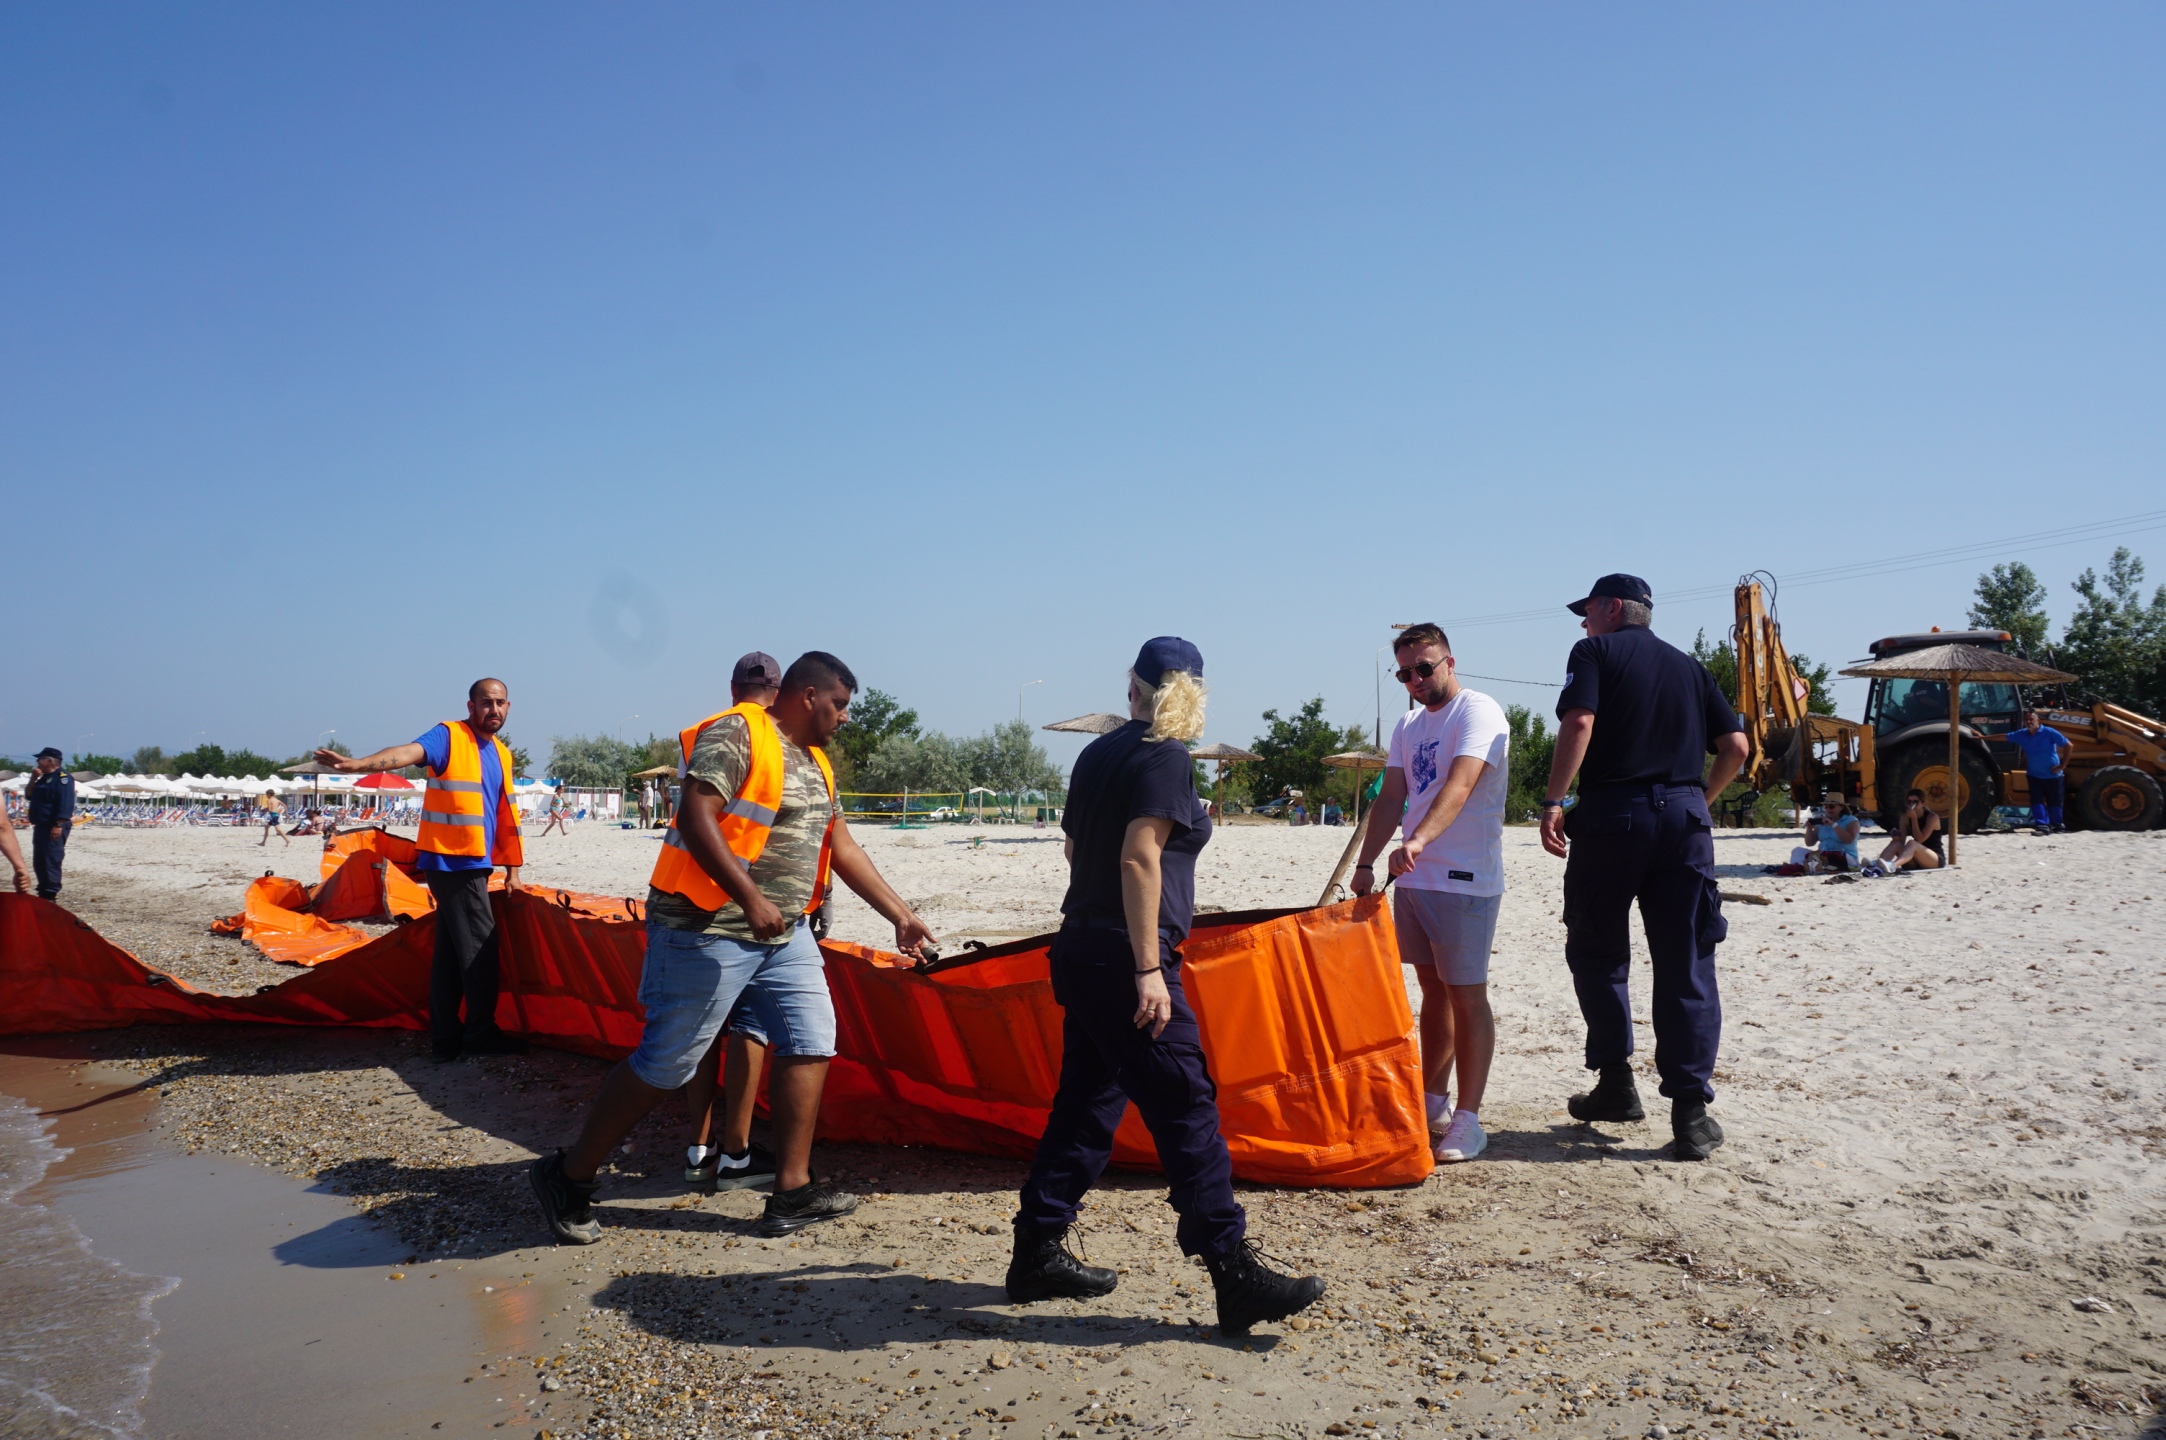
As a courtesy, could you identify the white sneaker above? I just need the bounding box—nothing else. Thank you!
[1433,1111,1487,1163]
[1425,1093,1453,1134]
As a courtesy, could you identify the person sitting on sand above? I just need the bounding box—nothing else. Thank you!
[1871,789,1944,872]
[530,652,936,1244]
[1790,794,1860,873]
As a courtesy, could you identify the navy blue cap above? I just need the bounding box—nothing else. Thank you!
[35,746,62,761]
[1133,636,1204,687]
[1566,573,1653,617]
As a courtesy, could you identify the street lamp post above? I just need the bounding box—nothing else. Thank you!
[1018,679,1042,723]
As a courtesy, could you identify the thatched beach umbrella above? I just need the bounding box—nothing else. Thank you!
[1042,712,1129,736]
[1317,748,1390,901]
[1189,742,1259,820]
[1838,645,2075,865]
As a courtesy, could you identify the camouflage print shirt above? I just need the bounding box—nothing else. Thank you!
[646,712,836,943]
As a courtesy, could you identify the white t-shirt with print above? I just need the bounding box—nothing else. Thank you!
[1384,688,1511,897]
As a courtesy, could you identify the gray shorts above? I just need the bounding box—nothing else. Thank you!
[1393,887,1501,987]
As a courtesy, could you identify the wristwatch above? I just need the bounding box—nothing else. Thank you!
[1540,799,1566,809]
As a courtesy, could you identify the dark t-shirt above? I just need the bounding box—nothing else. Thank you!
[1060,720,1212,945]
[1556,625,1743,789]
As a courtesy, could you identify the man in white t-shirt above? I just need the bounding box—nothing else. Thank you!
[1350,622,1511,1164]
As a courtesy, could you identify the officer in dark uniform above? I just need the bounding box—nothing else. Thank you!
[1539,576,1750,1161]
[1007,637,1324,1337]
[25,747,76,902]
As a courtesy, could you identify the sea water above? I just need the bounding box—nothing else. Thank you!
[0,1095,175,1439]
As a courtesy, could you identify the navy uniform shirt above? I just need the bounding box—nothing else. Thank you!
[1557,625,1742,790]
[1060,720,1212,945]
[26,771,75,826]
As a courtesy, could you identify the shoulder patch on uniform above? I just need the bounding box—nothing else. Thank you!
[1563,672,1574,686]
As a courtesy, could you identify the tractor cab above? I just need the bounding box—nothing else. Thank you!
[1861,630,2026,748]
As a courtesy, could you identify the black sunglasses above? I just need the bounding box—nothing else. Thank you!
[1394,660,1446,683]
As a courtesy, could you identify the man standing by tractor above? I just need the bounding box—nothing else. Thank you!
[2008,709,2073,835]
[1539,575,1751,1162]
[316,678,527,1061]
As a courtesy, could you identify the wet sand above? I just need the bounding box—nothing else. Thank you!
[10,820,2166,1440]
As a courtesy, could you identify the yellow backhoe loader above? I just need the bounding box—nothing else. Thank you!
[1730,575,2166,832]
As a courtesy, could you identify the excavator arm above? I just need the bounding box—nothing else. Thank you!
[1731,576,1876,811]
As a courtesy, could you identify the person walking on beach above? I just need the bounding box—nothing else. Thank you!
[683,651,785,1192]
[315,679,527,1062]
[1538,575,1750,1162]
[538,781,571,837]
[1005,637,1325,1337]
[530,652,936,1244]
[25,748,74,902]
[1350,623,1510,1165]
[2008,709,2072,835]
[256,789,290,847]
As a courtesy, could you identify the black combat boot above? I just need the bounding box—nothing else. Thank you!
[1005,1225,1118,1304]
[1671,1099,1725,1161]
[1203,1239,1326,1336]
[1566,1063,1646,1122]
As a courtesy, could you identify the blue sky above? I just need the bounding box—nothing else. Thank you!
[3,5,2161,770]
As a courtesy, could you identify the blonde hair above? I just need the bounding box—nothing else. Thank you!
[1131,669,1207,745]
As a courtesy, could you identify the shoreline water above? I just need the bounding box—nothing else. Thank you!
[0,1045,586,1439]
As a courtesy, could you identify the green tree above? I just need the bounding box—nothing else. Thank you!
[128,745,168,775]
[1968,562,2052,655]
[834,689,919,773]
[1250,698,1369,805]
[1502,706,1556,823]
[68,752,127,775]
[2059,547,2166,714]
[860,732,972,794]
[1691,630,1834,715]
[546,734,648,789]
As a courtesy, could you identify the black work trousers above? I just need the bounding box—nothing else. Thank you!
[424,870,504,1045]
[1561,784,1726,1104]
[1016,922,1246,1258]
[31,824,66,900]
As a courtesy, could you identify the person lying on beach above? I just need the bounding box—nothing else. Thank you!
[531,652,934,1244]
[1870,789,1944,872]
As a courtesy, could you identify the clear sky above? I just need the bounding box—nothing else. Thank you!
[4,5,2161,770]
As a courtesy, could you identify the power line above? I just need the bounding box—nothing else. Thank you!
[1456,671,1561,688]
[1441,508,2166,630]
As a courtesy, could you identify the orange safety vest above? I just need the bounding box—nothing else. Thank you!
[416,721,525,867]
[649,702,835,915]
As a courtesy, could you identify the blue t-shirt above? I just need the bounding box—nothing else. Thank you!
[413,724,505,872]
[1556,625,1743,790]
[2006,726,2069,778]
[1060,720,1212,945]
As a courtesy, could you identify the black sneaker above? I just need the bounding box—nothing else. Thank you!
[431,1038,463,1063]
[1006,1225,1118,1304]
[530,1150,602,1244]
[756,1178,859,1237]
[462,1030,529,1056]
[1203,1239,1325,1337]
[709,1143,778,1192]
[1671,1100,1726,1162]
[1567,1063,1645,1123]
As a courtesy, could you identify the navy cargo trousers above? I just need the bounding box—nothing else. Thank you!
[1562,783,1726,1104]
[1016,921,1246,1258]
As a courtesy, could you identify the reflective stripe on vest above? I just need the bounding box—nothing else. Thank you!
[648,702,835,915]
[415,720,524,866]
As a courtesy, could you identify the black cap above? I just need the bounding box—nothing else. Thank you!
[1133,636,1204,687]
[35,746,62,761]
[731,651,782,688]
[1566,573,1653,617]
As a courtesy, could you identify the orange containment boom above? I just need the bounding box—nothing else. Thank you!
[0,890,1430,1188]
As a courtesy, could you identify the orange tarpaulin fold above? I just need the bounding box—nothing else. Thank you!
[1,889,1428,1188]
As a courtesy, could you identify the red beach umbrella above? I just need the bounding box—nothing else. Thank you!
[353,772,416,791]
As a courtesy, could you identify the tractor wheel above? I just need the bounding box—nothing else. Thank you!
[1879,742,2001,834]
[2077,766,2165,831]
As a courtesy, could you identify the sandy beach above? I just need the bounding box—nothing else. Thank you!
[4,818,2161,1440]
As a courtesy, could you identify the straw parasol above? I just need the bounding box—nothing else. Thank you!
[1189,742,1259,821]
[1838,644,2075,865]
[1315,748,1390,902]
[1042,712,1129,736]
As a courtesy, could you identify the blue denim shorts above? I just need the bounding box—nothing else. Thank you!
[626,922,835,1089]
